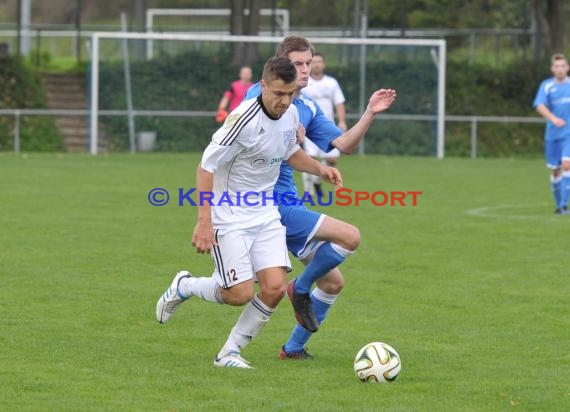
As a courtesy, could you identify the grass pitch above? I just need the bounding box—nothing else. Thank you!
[1,152,568,411]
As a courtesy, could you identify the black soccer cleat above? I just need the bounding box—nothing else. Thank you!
[555,206,569,215]
[313,183,323,195]
[287,279,319,332]
[279,345,314,360]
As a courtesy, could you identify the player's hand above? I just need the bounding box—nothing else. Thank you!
[337,120,348,132]
[216,109,229,124]
[367,89,397,115]
[319,165,343,190]
[552,117,566,127]
[296,124,306,144]
[191,220,217,254]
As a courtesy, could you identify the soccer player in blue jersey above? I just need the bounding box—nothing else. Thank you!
[533,53,570,215]
[241,36,397,359]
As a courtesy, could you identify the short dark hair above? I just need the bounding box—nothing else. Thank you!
[313,52,325,60]
[262,57,297,84]
[275,36,315,58]
[551,53,568,64]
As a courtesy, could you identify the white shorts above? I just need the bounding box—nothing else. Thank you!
[211,221,291,288]
[304,138,341,159]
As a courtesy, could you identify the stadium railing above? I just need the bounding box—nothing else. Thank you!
[0,108,546,159]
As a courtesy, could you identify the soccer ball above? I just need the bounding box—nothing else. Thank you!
[354,341,401,383]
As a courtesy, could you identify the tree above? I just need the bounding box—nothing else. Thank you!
[229,0,261,66]
[533,0,565,61]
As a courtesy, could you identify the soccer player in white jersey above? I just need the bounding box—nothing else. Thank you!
[155,57,343,369]
[533,53,570,214]
[301,52,347,195]
[242,36,396,360]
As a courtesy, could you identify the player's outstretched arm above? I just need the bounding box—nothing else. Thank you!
[332,88,397,154]
[192,164,216,254]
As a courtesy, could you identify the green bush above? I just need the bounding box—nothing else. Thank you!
[97,49,546,157]
[0,56,61,151]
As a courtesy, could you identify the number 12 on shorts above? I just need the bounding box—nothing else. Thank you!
[226,269,237,283]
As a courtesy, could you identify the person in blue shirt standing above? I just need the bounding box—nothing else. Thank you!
[533,53,570,214]
[238,36,396,360]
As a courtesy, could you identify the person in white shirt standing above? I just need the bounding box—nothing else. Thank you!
[301,52,347,195]
[155,56,342,369]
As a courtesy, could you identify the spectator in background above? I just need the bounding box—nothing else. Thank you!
[301,52,347,195]
[533,53,570,214]
[216,66,253,124]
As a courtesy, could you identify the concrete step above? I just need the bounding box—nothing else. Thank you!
[44,81,84,91]
[42,72,109,153]
[46,99,84,108]
[54,117,89,127]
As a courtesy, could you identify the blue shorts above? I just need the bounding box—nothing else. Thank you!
[278,203,325,258]
[545,138,570,169]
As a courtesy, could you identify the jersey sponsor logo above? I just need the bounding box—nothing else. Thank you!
[251,158,268,168]
[552,97,570,105]
[269,156,283,166]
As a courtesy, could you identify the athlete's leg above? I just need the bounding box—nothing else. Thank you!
[293,215,360,294]
[302,139,322,196]
[282,266,344,356]
[217,267,288,359]
[217,224,290,361]
[558,138,570,212]
[545,139,564,213]
[156,229,256,324]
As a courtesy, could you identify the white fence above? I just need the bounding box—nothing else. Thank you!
[0,108,545,159]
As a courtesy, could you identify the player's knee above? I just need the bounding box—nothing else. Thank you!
[342,225,361,251]
[257,281,287,308]
[264,281,287,301]
[552,168,562,177]
[317,273,345,294]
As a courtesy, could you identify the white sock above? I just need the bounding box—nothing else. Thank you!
[312,286,339,305]
[302,172,314,195]
[180,276,223,304]
[217,294,273,357]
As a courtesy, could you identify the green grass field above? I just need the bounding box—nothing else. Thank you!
[1,152,569,411]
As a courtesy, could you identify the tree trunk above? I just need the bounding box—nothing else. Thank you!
[230,0,260,67]
[533,0,565,61]
[547,0,565,54]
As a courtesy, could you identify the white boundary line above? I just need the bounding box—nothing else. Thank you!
[465,203,554,220]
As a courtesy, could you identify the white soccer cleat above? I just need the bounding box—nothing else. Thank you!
[156,270,192,324]
[214,352,254,369]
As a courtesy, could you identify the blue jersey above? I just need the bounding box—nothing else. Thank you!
[245,82,343,198]
[533,77,570,141]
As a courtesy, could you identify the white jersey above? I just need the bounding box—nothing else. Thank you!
[302,75,345,121]
[201,96,300,231]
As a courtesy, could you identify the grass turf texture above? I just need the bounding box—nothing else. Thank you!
[1,153,568,411]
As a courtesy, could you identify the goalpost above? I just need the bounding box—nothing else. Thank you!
[89,33,446,157]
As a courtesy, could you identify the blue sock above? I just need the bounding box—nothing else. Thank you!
[294,242,351,294]
[551,175,562,208]
[284,288,338,353]
[560,171,570,208]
